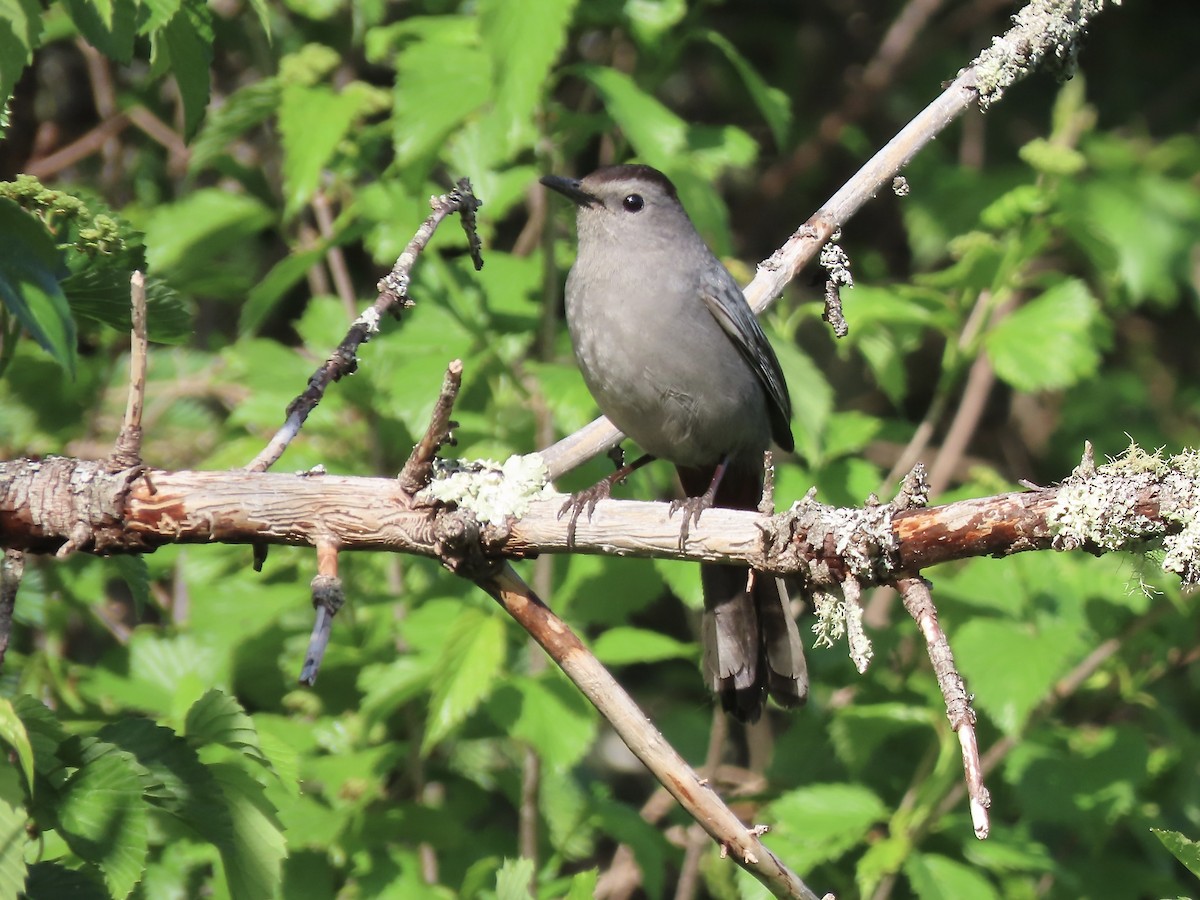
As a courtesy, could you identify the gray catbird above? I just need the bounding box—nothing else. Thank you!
[542,164,808,721]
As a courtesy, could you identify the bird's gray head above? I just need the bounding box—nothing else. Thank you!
[540,165,698,256]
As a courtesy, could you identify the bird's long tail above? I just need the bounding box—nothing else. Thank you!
[679,461,808,722]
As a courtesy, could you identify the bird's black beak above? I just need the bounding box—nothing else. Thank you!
[540,175,600,208]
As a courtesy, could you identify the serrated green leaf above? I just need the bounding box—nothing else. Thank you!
[0,763,29,899]
[478,0,577,156]
[592,626,694,665]
[0,198,75,374]
[1150,828,1200,878]
[63,269,192,343]
[1019,137,1086,177]
[624,0,685,44]
[96,717,232,844]
[701,30,791,148]
[978,183,1049,231]
[22,862,108,899]
[209,762,286,900]
[241,245,327,335]
[391,19,492,166]
[564,868,599,900]
[953,618,1085,735]
[156,0,213,139]
[495,857,535,900]
[0,697,35,793]
[137,0,180,34]
[57,741,149,899]
[422,608,507,752]
[143,188,273,297]
[189,78,280,172]
[279,83,369,216]
[985,278,1104,392]
[61,0,138,62]
[766,783,888,872]
[108,555,149,618]
[904,852,1001,900]
[489,676,597,771]
[185,689,271,769]
[0,0,41,107]
[577,65,687,161]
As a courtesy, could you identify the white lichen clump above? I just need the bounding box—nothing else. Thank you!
[1049,443,1200,587]
[421,454,555,526]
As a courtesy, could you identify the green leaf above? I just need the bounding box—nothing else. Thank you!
[624,0,685,44]
[0,697,35,793]
[766,783,888,872]
[189,78,281,173]
[57,741,150,898]
[904,852,1001,900]
[0,0,41,107]
[185,689,272,770]
[1019,137,1086,177]
[488,675,597,771]
[592,626,695,665]
[770,335,832,465]
[422,607,508,752]
[61,0,139,62]
[478,0,577,156]
[495,857,535,900]
[209,762,286,900]
[390,18,492,166]
[0,762,28,899]
[241,246,327,334]
[1150,828,1200,878]
[0,198,75,374]
[97,717,232,841]
[700,30,791,148]
[108,555,149,617]
[22,862,108,899]
[985,278,1105,392]
[143,188,273,296]
[564,868,599,900]
[577,65,687,161]
[279,83,369,216]
[953,618,1085,736]
[155,0,214,139]
[63,269,192,343]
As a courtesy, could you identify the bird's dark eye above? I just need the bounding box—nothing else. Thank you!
[622,194,644,212]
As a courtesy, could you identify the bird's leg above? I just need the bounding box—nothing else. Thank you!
[669,457,729,550]
[559,452,656,547]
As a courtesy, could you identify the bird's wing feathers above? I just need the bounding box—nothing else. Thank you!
[699,270,794,452]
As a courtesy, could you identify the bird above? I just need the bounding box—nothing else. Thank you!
[541,164,808,721]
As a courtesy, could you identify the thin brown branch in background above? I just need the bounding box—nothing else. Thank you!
[760,0,948,196]
[479,564,820,900]
[245,180,483,474]
[312,188,359,319]
[108,271,148,471]
[895,573,990,838]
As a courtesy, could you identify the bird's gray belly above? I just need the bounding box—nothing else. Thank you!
[566,285,770,467]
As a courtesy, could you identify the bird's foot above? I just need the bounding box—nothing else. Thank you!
[558,480,614,547]
[558,452,656,547]
[668,492,716,551]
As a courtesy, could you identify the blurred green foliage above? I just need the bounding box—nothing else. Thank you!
[2,0,1200,898]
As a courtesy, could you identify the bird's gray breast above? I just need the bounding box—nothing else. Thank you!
[565,252,770,467]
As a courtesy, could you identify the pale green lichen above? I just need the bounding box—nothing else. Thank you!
[420,454,555,526]
[970,0,1116,110]
[1049,443,1200,587]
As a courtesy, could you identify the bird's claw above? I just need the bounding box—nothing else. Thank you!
[558,482,614,548]
[668,494,714,551]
